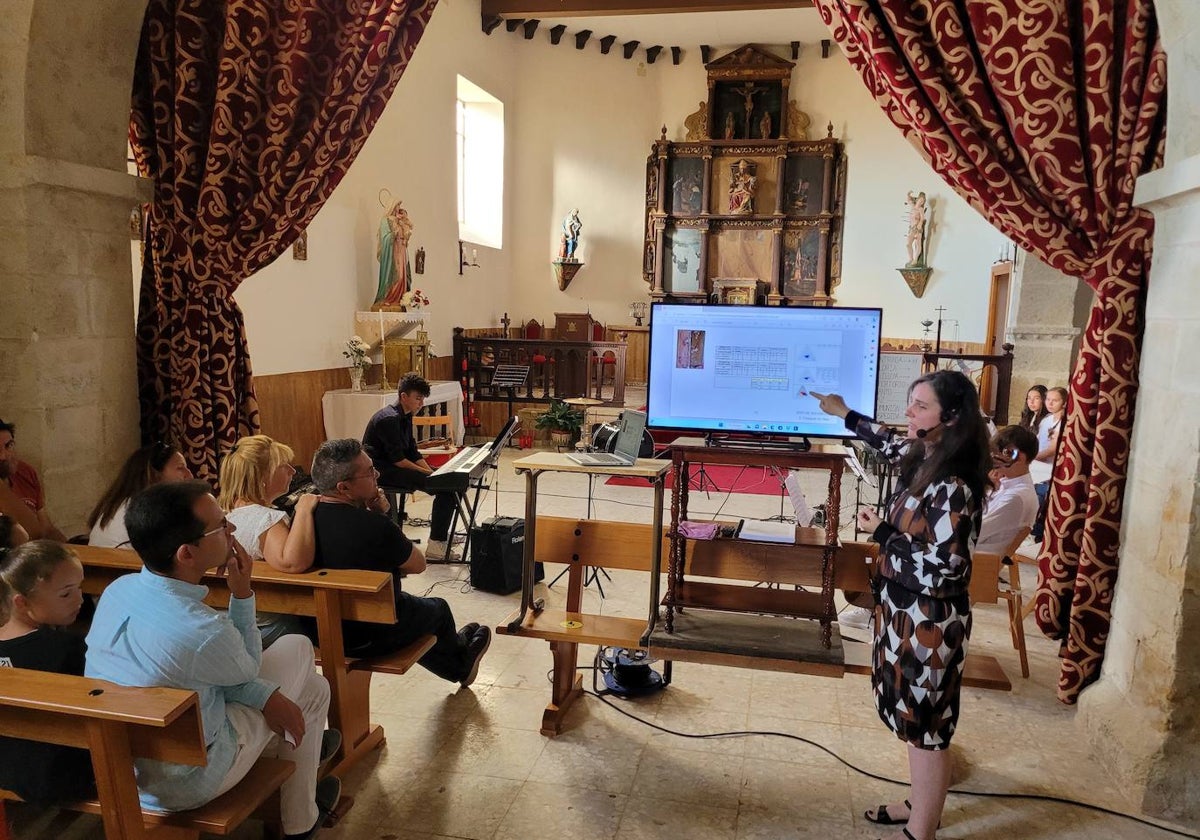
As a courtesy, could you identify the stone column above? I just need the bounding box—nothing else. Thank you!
[1005,253,1090,404]
[1073,1,1200,827]
[1,1,148,534]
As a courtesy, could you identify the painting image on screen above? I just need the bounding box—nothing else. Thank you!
[647,303,882,439]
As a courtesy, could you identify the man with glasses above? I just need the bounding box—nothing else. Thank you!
[85,481,340,840]
[362,373,462,560]
[309,439,491,687]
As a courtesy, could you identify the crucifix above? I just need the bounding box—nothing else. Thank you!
[500,311,512,335]
[732,82,761,140]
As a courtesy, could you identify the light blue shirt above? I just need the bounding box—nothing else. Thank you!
[84,568,279,812]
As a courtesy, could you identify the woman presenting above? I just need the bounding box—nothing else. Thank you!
[811,369,991,840]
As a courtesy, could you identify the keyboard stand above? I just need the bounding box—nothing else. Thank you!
[437,468,491,564]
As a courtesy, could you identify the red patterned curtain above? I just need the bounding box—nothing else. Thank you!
[130,0,438,481]
[813,0,1166,702]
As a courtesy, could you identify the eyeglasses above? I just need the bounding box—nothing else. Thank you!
[347,468,380,482]
[199,518,232,540]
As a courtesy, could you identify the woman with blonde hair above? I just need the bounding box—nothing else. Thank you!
[218,435,316,575]
[219,435,316,648]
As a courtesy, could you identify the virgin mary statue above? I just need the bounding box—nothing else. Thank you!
[373,200,414,310]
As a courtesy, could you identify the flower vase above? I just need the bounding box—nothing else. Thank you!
[349,366,365,392]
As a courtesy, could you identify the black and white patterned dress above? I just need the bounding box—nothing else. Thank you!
[849,413,981,750]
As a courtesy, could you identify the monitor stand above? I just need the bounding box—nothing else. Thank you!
[703,433,812,452]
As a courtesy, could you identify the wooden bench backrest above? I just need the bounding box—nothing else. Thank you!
[73,544,398,624]
[0,668,205,766]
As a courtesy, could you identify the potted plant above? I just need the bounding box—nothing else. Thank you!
[535,400,584,448]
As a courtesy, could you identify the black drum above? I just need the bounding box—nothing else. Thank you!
[590,421,654,457]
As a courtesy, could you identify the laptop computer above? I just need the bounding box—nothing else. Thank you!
[568,410,647,466]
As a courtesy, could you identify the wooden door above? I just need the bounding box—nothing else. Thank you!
[981,261,1013,416]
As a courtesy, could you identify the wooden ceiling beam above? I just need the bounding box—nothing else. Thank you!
[482,0,811,18]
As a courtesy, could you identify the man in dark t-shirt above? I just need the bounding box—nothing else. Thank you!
[309,438,490,686]
[362,374,460,561]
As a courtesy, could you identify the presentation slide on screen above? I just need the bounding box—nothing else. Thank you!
[647,306,880,436]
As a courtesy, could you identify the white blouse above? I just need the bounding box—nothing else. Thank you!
[226,504,289,560]
[88,500,131,548]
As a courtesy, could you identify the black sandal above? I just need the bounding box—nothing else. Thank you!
[865,799,912,825]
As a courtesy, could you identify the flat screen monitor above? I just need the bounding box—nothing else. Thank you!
[646,303,882,439]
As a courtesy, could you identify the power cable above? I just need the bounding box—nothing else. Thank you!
[557,659,1199,839]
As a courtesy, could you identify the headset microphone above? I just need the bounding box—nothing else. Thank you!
[915,423,941,439]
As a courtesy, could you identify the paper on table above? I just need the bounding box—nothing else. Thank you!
[737,520,796,544]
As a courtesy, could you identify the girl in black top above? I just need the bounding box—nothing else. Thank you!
[0,541,95,804]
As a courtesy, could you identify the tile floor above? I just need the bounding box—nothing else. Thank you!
[11,445,1193,840]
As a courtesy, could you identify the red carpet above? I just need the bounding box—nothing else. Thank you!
[605,463,786,496]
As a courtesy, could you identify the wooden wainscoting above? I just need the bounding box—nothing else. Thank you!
[254,367,357,470]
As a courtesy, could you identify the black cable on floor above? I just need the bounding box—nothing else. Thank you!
[569,667,1199,839]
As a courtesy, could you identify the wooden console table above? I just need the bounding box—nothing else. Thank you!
[652,442,848,661]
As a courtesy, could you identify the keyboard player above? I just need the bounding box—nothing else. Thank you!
[363,373,462,560]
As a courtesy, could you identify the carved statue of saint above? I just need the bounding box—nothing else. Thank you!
[559,208,583,261]
[373,200,414,310]
[759,111,772,140]
[728,159,757,215]
[905,191,928,267]
[723,112,736,140]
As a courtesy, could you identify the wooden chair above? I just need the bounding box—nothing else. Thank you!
[589,321,617,394]
[992,525,1033,678]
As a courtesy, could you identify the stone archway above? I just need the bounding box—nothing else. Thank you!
[0,0,149,531]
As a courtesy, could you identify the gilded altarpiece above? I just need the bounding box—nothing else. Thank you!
[643,45,847,306]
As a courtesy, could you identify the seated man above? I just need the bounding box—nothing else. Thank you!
[309,439,491,686]
[0,417,65,541]
[85,481,339,840]
[362,373,461,560]
[976,424,1041,556]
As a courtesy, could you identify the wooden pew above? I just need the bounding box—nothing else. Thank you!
[498,517,1011,736]
[0,668,293,840]
[71,545,434,780]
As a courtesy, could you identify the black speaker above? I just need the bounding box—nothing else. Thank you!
[590,419,654,457]
[469,516,542,594]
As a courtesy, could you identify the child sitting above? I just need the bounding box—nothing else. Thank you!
[0,540,95,804]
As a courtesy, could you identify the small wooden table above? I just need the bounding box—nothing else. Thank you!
[507,453,670,637]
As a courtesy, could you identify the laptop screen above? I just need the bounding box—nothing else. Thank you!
[614,410,647,459]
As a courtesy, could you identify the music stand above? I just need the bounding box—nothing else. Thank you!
[491,365,529,444]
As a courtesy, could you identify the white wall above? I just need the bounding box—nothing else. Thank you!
[234,16,1009,377]
[236,0,518,375]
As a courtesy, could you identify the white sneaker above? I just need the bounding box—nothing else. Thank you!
[839,605,873,630]
[426,540,461,562]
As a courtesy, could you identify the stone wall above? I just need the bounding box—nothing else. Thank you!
[1006,254,1088,409]
[0,1,147,534]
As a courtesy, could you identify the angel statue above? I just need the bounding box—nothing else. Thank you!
[373,198,414,310]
